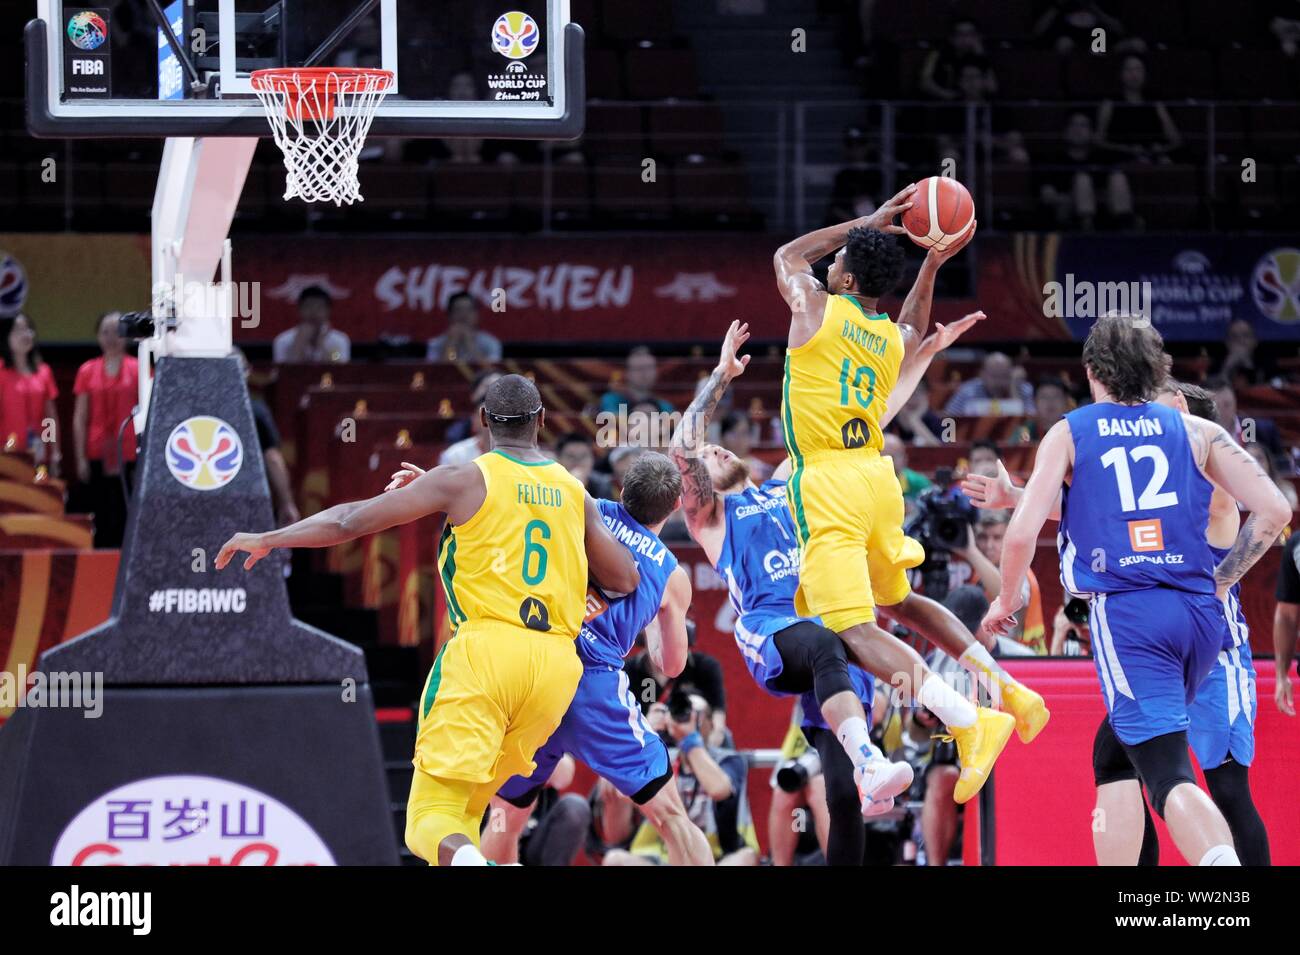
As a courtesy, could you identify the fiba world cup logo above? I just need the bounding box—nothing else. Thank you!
[166,416,244,491]
[67,11,109,51]
[492,11,540,59]
[1251,248,1300,324]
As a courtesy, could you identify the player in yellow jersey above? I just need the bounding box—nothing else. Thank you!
[773,187,1046,803]
[217,375,639,865]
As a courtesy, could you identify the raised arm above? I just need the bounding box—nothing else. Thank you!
[981,420,1073,637]
[881,310,986,428]
[647,566,692,677]
[896,219,977,355]
[961,459,1063,522]
[584,492,641,596]
[774,186,914,347]
[216,462,475,570]
[1191,416,1292,598]
[669,321,750,546]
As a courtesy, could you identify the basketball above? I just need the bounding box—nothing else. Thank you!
[902,176,975,252]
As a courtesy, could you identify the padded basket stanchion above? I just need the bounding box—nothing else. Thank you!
[250,67,395,205]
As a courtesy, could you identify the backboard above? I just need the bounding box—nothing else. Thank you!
[27,0,584,139]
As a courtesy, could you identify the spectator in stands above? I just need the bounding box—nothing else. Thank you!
[1206,378,1286,462]
[625,621,730,747]
[555,431,614,498]
[918,18,994,101]
[233,349,300,527]
[1097,55,1182,166]
[767,700,830,866]
[0,315,61,473]
[604,691,759,866]
[824,126,883,225]
[272,287,350,363]
[1015,377,1072,443]
[1038,111,1135,230]
[1208,318,1280,387]
[441,72,486,165]
[944,352,1034,416]
[1246,441,1299,511]
[438,372,502,466]
[608,445,646,498]
[967,439,1002,479]
[719,410,773,483]
[1050,597,1093,656]
[443,371,502,444]
[882,433,932,511]
[972,510,1046,654]
[932,63,1028,167]
[1268,3,1300,57]
[599,346,676,417]
[1033,1,1139,55]
[1275,531,1300,715]
[73,312,138,549]
[888,377,945,445]
[426,292,502,363]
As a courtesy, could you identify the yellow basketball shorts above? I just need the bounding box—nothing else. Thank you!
[411,622,582,788]
[785,449,925,630]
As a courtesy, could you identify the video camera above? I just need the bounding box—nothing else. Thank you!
[902,467,979,602]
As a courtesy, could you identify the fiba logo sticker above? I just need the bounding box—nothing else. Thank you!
[0,252,29,318]
[492,11,541,59]
[166,416,243,491]
[66,11,109,51]
[1251,248,1300,324]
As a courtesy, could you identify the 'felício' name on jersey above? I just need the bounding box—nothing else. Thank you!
[517,482,564,507]
[602,512,668,566]
[1097,416,1164,437]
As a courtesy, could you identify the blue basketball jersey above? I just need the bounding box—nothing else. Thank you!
[1058,402,1216,597]
[577,499,678,670]
[714,479,805,639]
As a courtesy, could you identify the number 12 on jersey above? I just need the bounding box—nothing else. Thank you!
[1100,444,1179,512]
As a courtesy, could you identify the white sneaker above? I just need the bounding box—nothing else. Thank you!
[862,795,895,818]
[854,758,913,819]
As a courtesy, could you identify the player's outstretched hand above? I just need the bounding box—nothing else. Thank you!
[1277,675,1295,716]
[385,461,427,492]
[980,591,1022,641]
[862,183,916,235]
[960,459,1018,510]
[717,320,752,379]
[918,310,986,359]
[215,532,271,571]
[927,218,977,264]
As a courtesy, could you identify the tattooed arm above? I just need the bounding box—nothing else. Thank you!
[774,185,914,349]
[1191,416,1292,598]
[669,321,750,556]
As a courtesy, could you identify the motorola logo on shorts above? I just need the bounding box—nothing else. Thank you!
[841,417,869,449]
[519,596,550,631]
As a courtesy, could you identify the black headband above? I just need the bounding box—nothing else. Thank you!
[484,404,542,424]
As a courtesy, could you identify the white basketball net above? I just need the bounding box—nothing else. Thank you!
[251,68,394,206]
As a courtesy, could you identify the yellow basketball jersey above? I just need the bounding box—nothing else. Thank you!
[437,450,588,639]
[781,294,903,457]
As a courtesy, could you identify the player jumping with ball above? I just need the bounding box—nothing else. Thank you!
[771,188,1048,805]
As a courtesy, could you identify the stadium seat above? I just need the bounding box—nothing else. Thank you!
[671,158,753,226]
[585,48,625,100]
[430,164,513,225]
[584,103,646,159]
[993,51,1064,100]
[592,163,673,224]
[647,103,727,159]
[1218,51,1295,100]
[623,49,699,100]
[601,0,676,42]
[1248,105,1300,162]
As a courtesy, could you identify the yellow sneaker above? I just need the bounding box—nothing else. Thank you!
[945,709,1015,804]
[999,680,1051,744]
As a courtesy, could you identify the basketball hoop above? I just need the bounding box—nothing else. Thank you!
[250,67,395,206]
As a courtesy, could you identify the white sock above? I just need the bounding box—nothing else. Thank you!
[917,674,977,728]
[450,844,488,866]
[1198,844,1241,866]
[836,716,884,769]
[958,643,1006,680]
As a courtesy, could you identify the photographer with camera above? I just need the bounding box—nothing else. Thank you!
[604,688,760,866]
[768,699,831,865]
[1050,598,1093,656]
